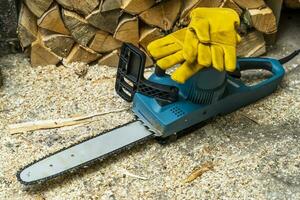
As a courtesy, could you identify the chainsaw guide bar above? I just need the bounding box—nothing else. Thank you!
[17,120,154,185]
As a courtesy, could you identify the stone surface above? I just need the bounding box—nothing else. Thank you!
[0,10,299,199]
[0,0,21,55]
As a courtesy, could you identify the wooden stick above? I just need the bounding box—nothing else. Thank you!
[9,108,129,134]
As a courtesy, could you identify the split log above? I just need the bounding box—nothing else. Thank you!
[142,48,154,67]
[121,0,156,14]
[114,16,139,46]
[89,30,122,53]
[139,0,182,31]
[284,0,300,8]
[247,7,277,34]
[43,34,75,57]
[221,0,243,16]
[98,50,120,66]
[198,0,223,7]
[62,9,96,46]
[56,0,99,16]
[37,4,70,35]
[65,44,101,64]
[139,26,164,51]
[233,0,266,9]
[101,0,122,12]
[237,31,266,57]
[31,40,61,67]
[86,9,121,34]
[17,4,38,48]
[24,0,53,17]
[180,0,223,25]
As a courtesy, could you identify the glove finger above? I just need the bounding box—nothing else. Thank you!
[222,45,237,72]
[190,18,210,43]
[147,28,186,52]
[147,35,175,51]
[183,29,199,63]
[171,62,204,84]
[157,50,185,70]
[211,45,224,71]
[149,43,182,59]
[197,43,212,67]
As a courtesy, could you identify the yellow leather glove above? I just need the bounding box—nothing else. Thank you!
[184,8,241,72]
[171,62,204,84]
[147,28,205,84]
[147,28,186,69]
[147,8,241,84]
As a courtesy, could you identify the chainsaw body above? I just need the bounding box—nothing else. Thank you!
[116,43,285,138]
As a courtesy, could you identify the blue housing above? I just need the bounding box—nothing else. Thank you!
[132,58,285,138]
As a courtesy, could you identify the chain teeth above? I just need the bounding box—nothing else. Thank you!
[16,120,154,186]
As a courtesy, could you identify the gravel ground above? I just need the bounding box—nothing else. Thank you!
[0,11,299,200]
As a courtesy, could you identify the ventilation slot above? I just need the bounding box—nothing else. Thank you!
[170,106,185,118]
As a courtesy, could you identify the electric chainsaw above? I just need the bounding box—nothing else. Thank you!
[17,43,299,185]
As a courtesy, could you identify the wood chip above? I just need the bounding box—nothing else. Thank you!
[117,168,148,180]
[184,162,214,183]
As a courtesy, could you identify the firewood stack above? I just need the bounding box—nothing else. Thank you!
[17,0,278,67]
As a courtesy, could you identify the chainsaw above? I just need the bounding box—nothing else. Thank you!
[17,43,299,185]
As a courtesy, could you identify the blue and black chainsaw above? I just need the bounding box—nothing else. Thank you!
[17,43,299,185]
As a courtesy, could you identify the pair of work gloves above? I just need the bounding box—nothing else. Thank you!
[147,8,241,84]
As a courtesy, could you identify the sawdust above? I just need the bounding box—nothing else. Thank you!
[0,12,299,200]
[0,50,299,199]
